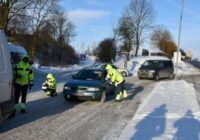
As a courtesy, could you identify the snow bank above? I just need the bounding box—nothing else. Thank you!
[175,61,200,76]
[120,80,200,140]
[36,55,96,74]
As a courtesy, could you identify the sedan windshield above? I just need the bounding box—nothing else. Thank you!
[74,70,104,80]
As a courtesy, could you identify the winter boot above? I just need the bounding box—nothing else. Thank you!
[115,92,122,102]
[46,91,51,96]
[51,91,57,97]
[20,103,26,113]
[15,104,21,112]
[123,90,128,99]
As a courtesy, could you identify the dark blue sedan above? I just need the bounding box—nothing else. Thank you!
[63,68,114,102]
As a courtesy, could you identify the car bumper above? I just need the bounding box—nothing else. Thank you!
[63,90,101,100]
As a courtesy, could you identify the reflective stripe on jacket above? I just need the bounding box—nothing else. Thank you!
[14,61,34,85]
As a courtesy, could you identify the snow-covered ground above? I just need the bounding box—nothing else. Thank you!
[120,80,200,140]
[175,61,200,76]
[33,55,96,74]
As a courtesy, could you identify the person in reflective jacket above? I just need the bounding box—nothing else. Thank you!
[14,55,34,113]
[105,64,128,101]
[42,73,57,97]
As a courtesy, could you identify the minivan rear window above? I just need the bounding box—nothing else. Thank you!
[142,60,157,67]
[0,46,5,72]
[164,61,173,68]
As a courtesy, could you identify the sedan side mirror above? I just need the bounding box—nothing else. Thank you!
[72,75,76,79]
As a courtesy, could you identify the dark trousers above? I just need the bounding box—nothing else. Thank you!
[43,88,56,95]
[115,81,125,96]
[14,84,28,104]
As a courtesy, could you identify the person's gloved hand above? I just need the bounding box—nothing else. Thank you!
[29,83,34,90]
[16,73,22,78]
[108,79,113,85]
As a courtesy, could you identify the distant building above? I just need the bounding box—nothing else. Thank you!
[186,49,192,58]
[142,49,149,56]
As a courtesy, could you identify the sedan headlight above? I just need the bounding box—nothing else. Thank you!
[64,86,70,90]
[149,70,155,73]
[87,87,99,91]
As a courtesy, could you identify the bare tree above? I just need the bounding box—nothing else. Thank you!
[0,0,33,33]
[151,26,172,50]
[52,10,76,62]
[128,0,154,56]
[30,0,59,33]
[151,26,177,57]
[29,0,59,58]
[117,11,135,61]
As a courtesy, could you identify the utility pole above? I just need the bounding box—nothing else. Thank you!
[175,0,184,80]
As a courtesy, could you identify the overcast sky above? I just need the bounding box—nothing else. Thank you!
[61,0,200,58]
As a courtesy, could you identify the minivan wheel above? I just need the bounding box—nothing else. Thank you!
[154,73,160,81]
[121,72,127,77]
[100,91,106,103]
[169,73,175,80]
[138,76,143,80]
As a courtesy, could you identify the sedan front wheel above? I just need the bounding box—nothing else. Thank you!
[121,72,127,77]
[100,91,106,103]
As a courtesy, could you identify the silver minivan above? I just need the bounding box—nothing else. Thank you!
[137,60,174,80]
[0,30,15,123]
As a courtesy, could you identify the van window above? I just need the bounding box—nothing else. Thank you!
[143,60,155,67]
[163,61,173,68]
[158,61,165,68]
[10,52,22,64]
[0,46,5,72]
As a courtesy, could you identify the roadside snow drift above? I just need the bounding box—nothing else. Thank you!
[119,80,200,140]
[35,55,96,74]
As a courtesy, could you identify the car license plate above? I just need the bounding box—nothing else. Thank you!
[84,92,93,96]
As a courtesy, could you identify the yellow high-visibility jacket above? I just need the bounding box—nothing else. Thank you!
[106,68,124,86]
[14,61,34,85]
[45,73,56,90]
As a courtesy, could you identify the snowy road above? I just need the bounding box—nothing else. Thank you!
[0,71,156,140]
[183,74,200,103]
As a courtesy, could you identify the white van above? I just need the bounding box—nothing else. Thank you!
[0,30,15,123]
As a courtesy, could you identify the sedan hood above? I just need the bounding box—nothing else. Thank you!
[65,79,101,87]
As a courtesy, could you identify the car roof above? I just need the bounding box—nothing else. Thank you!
[82,67,105,71]
[145,59,172,62]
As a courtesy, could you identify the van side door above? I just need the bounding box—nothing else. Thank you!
[0,45,12,103]
[164,61,174,77]
[157,61,168,78]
